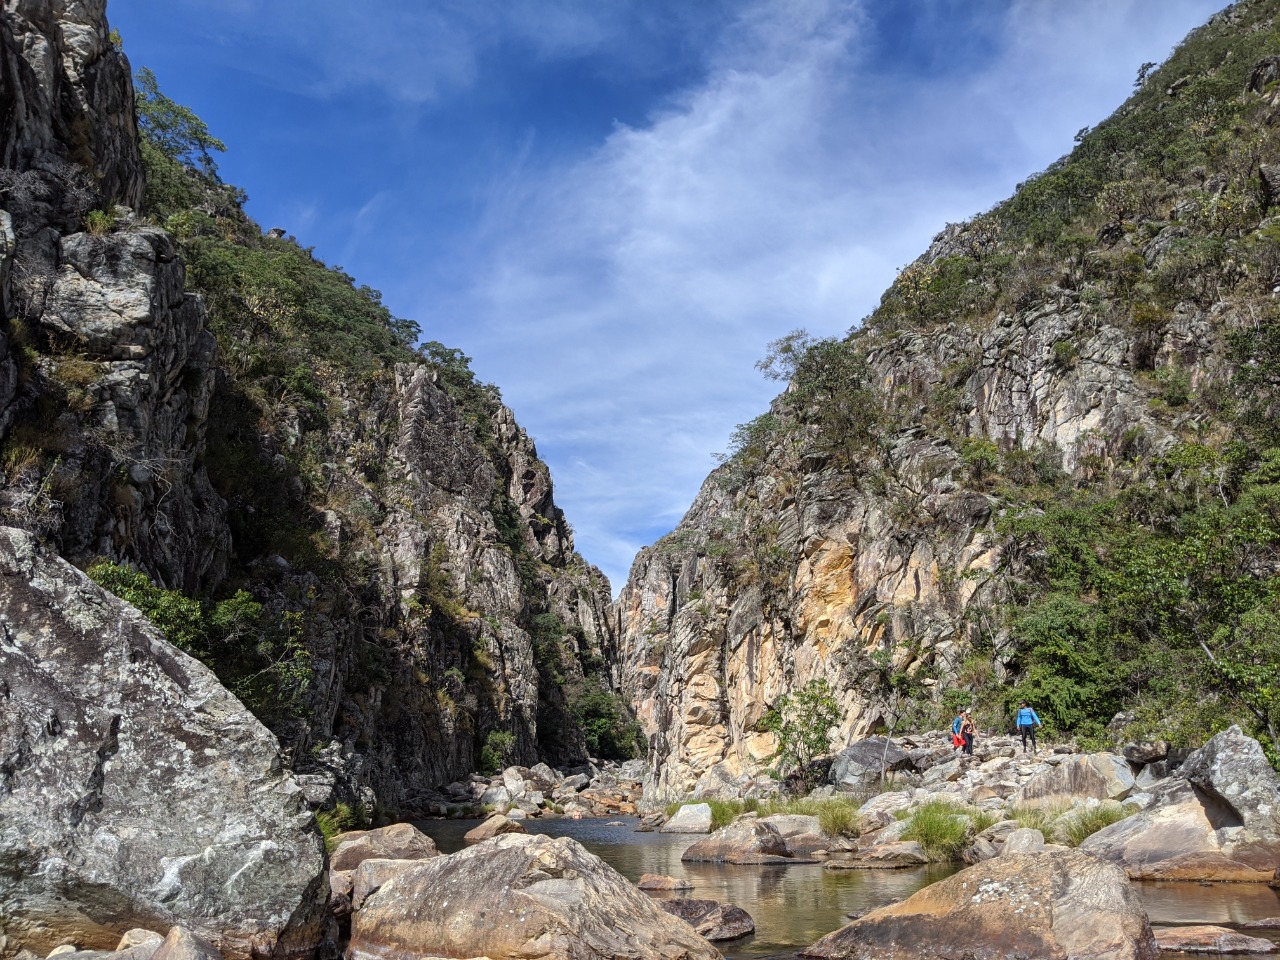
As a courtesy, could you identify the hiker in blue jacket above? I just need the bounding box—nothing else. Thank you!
[951,711,965,750]
[1016,701,1042,753]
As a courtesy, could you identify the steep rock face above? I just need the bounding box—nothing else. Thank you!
[616,316,1136,799]
[0,527,325,959]
[617,0,1280,800]
[0,0,142,209]
[0,0,622,817]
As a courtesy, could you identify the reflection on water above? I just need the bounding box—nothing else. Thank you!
[418,817,954,957]
[1140,880,1280,927]
[417,817,1280,958]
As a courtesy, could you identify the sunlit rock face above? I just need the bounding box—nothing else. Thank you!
[616,288,1174,801]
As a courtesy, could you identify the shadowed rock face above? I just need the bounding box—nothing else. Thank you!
[349,833,722,960]
[801,850,1157,960]
[659,900,754,942]
[0,528,325,959]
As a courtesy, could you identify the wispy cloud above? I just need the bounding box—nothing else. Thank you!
[424,0,1226,591]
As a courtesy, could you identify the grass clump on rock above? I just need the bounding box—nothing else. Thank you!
[1058,802,1138,847]
[900,799,972,861]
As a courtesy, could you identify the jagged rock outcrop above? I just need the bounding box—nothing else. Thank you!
[0,527,325,959]
[0,0,625,821]
[1081,726,1280,882]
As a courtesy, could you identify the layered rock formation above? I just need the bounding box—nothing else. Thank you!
[616,0,1280,800]
[0,0,624,827]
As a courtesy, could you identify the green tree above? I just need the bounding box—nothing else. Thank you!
[134,67,226,176]
[762,678,842,789]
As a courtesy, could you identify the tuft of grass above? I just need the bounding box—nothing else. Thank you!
[83,209,117,236]
[900,799,972,861]
[664,798,750,829]
[315,800,369,852]
[1008,800,1072,834]
[1059,803,1138,847]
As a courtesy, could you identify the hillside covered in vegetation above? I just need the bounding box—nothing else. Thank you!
[618,0,1280,798]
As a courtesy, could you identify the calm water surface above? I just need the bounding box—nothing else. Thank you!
[417,817,1280,958]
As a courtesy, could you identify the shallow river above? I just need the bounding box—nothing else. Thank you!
[417,817,1280,958]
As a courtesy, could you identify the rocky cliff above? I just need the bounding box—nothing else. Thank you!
[618,0,1280,801]
[0,0,625,830]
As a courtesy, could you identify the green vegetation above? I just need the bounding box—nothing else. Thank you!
[1057,803,1137,847]
[761,678,842,788]
[662,795,863,837]
[87,560,311,729]
[314,800,370,851]
[899,799,974,861]
[1008,801,1072,834]
[479,731,515,775]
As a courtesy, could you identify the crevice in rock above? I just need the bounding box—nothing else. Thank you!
[69,711,121,826]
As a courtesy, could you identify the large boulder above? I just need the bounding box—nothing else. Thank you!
[330,823,438,872]
[680,820,793,864]
[0,529,325,959]
[464,814,525,843]
[348,833,721,960]
[801,850,1157,960]
[1081,727,1280,881]
[1014,753,1135,805]
[830,738,912,790]
[661,803,714,834]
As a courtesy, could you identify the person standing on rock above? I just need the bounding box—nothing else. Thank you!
[960,711,976,757]
[1016,701,1042,753]
[951,711,965,751]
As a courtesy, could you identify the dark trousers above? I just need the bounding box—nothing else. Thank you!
[962,732,974,756]
[1019,724,1037,751]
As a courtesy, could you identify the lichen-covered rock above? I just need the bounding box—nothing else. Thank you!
[801,850,1157,960]
[0,528,325,959]
[348,833,721,960]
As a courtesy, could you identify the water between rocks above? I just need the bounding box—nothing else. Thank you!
[417,817,1280,958]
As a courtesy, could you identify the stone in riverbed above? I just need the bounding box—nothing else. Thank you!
[1154,925,1278,954]
[849,841,929,868]
[151,928,224,960]
[330,823,439,872]
[801,850,1157,960]
[348,833,720,960]
[659,900,754,941]
[680,820,794,864]
[1014,753,1135,804]
[661,803,715,833]
[463,814,525,843]
[638,874,694,891]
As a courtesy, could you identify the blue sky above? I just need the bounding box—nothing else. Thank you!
[109,0,1228,593]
